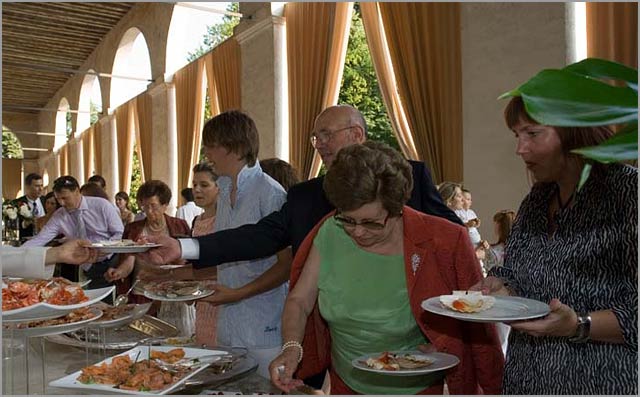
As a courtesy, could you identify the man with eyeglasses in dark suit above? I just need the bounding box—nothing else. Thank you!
[140,105,461,284]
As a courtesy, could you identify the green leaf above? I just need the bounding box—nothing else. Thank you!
[571,127,638,163]
[577,163,593,191]
[517,69,637,126]
[563,58,638,91]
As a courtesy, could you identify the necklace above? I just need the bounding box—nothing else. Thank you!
[146,221,167,234]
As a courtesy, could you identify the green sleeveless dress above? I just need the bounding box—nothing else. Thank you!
[314,219,443,394]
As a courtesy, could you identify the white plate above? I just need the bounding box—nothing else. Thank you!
[91,243,162,254]
[90,302,152,328]
[49,345,229,395]
[421,295,550,323]
[1,277,91,288]
[2,308,103,338]
[351,351,459,376]
[156,263,189,270]
[143,288,214,302]
[2,286,114,323]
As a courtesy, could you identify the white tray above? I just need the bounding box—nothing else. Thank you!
[2,286,114,323]
[49,345,230,395]
[421,295,550,323]
[2,308,103,338]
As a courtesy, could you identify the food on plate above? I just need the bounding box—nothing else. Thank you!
[439,290,495,313]
[163,336,196,346]
[363,351,433,371]
[77,348,189,391]
[150,348,186,364]
[92,303,136,322]
[4,307,98,329]
[2,277,88,311]
[145,280,204,298]
[93,239,140,247]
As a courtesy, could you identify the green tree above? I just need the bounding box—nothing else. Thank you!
[2,128,23,159]
[129,145,142,213]
[338,4,399,151]
[90,101,100,125]
[66,111,73,140]
[187,3,240,62]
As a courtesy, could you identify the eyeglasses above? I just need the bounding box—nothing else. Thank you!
[334,212,392,231]
[140,203,165,212]
[310,126,354,147]
[53,176,78,189]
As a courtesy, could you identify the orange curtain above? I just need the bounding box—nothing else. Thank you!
[174,58,206,192]
[93,121,103,176]
[379,2,463,183]
[115,101,135,193]
[285,2,353,179]
[360,2,418,160]
[204,38,241,115]
[587,2,638,68]
[59,145,69,176]
[135,93,153,181]
[81,126,94,181]
[2,158,23,199]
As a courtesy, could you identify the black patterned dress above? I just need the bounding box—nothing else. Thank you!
[490,163,638,395]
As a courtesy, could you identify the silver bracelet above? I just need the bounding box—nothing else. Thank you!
[281,340,303,363]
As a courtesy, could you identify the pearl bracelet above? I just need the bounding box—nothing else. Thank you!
[281,340,303,363]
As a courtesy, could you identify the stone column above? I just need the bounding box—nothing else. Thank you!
[235,3,288,161]
[147,81,178,214]
[73,137,85,185]
[100,115,119,201]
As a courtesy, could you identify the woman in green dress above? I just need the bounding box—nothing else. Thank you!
[269,142,503,395]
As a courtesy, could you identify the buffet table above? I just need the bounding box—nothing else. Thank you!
[2,338,281,395]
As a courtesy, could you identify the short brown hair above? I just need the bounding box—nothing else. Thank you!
[136,180,172,205]
[324,141,412,216]
[504,96,614,156]
[192,162,219,182]
[260,158,299,192]
[53,175,80,193]
[202,110,260,167]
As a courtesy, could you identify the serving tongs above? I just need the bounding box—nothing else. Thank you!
[154,354,233,372]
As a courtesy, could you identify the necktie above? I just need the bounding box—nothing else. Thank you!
[32,201,39,217]
[72,210,91,270]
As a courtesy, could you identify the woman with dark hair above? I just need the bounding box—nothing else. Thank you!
[269,141,503,394]
[35,191,60,232]
[115,191,135,226]
[473,96,637,394]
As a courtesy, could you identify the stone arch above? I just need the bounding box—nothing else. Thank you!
[54,97,70,151]
[110,27,152,108]
[76,70,102,134]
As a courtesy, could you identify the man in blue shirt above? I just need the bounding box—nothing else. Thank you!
[24,175,123,297]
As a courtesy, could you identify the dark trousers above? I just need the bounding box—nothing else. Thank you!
[83,254,118,304]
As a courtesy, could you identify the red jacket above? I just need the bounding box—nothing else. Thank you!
[116,214,190,299]
[289,206,504,394]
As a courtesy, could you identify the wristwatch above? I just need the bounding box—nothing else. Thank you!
[568,311,591,343]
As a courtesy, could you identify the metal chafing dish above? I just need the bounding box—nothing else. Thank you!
[45,314,179,350]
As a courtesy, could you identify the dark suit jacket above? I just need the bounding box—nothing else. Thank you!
[11,195,39,239]
[193,160,461,268]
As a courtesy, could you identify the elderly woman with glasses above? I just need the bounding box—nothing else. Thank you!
[269,141,503,395]
[105,180,192,330]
